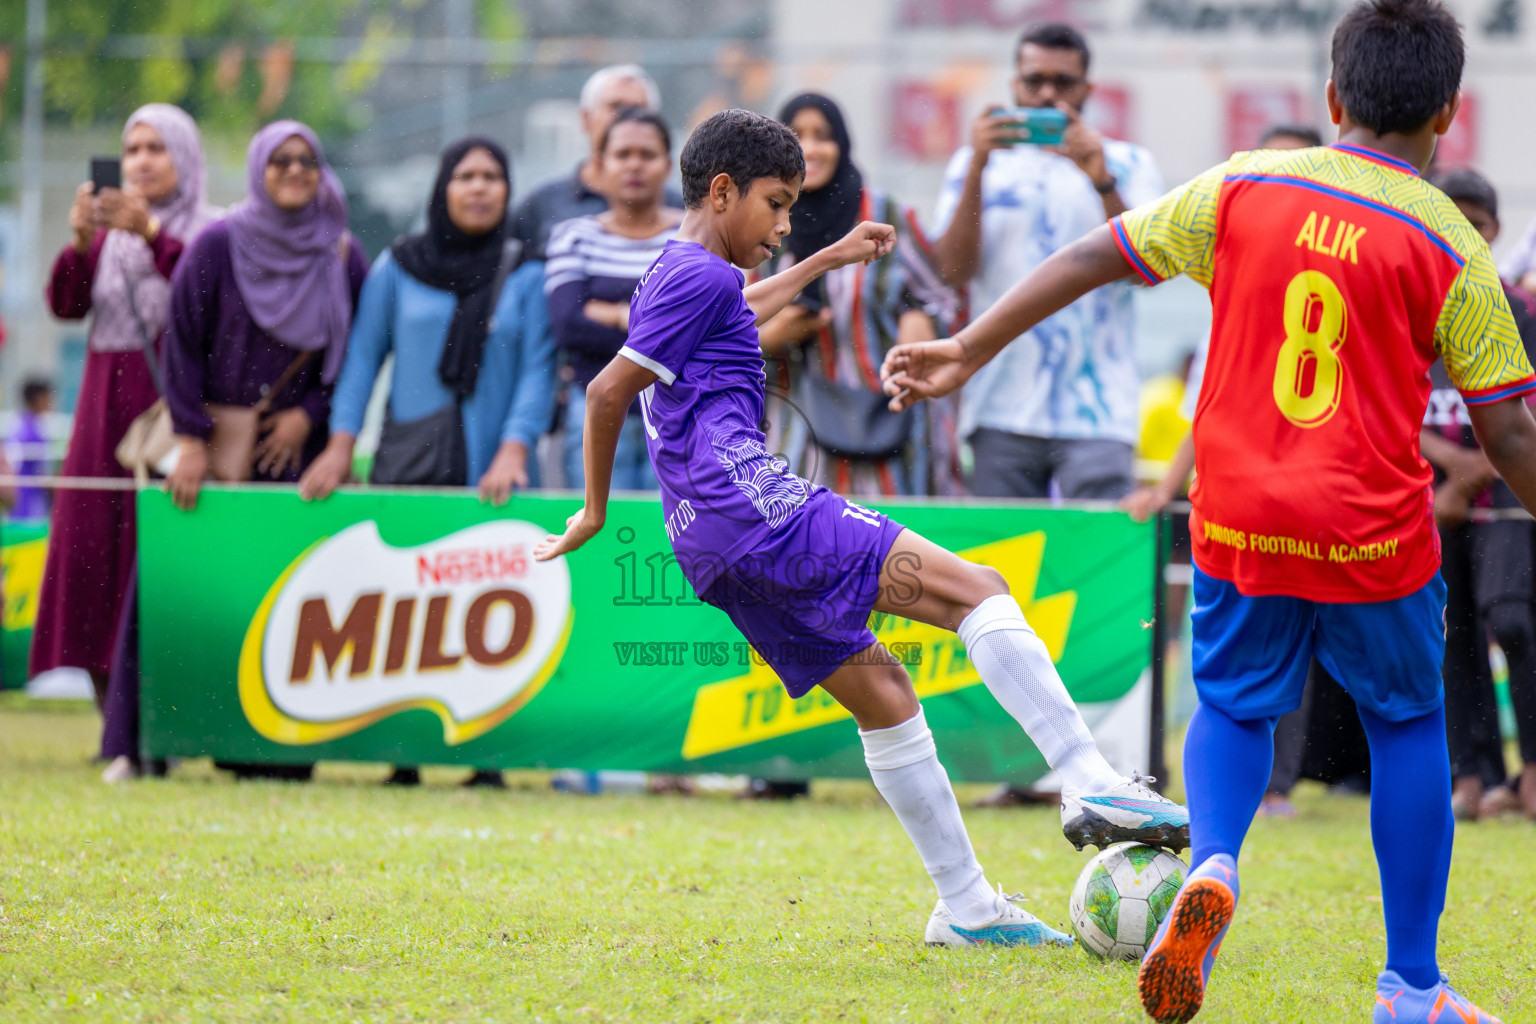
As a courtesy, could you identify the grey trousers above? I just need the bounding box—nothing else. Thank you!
[968,429,1135,500]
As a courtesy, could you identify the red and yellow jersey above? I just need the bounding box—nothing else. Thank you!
[1113,144,1536,602]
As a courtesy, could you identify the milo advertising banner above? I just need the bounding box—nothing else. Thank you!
[138,488,1154,783]
[1,521,48,689]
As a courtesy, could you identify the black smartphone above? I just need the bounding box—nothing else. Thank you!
[90,156,122,194]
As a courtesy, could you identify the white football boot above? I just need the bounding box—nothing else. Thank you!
[1061,772,1190,852]
[924,885,1075,948]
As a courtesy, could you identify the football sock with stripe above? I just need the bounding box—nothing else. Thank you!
[859,708,997,927]
[1183,701,1275,868]
[958,594,1121,794]
[1359,705,1451,991]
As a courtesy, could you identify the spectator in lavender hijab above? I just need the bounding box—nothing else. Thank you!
[159,120,368,782]
[34,103,219,739]
[162,120,368,512]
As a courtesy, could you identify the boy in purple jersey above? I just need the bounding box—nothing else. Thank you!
[535,109,1187,948]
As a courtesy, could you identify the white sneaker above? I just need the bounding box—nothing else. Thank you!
[101,755,139,784]
[1060,772,1189,852]
[924,885,1075,948]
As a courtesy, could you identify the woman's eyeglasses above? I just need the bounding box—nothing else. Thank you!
[268,154,320,173]
[1017,73,1085,94]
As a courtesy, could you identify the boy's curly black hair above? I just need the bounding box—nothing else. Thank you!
[680,108,805,209]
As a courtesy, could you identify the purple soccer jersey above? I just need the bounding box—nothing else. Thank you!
[618,240,906,695]
[619,240,816,593]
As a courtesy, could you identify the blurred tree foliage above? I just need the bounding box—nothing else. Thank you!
[0,0,523,135]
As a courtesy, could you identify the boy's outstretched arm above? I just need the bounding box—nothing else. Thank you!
[881,223,1134,410]
[744,221,896,325]
[1468,398,1536,514]
[533,356,657,562]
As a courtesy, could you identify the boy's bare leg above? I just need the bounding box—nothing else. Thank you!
[873,528,1009,630]
[817,646,920,731]
[872,528,1122,795]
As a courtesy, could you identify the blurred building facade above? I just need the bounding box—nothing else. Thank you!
[770,0,1536,245]
[768,0,1536,372]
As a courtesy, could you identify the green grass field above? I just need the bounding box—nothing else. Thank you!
[2,696,1532,1024]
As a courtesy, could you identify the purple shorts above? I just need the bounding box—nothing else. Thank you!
[701,488,906,697]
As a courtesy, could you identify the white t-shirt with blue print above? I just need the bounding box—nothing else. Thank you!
[933,139,1163,444]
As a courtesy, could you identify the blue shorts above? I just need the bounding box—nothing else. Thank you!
[702,489,906,698]
[1190,566,1447,723]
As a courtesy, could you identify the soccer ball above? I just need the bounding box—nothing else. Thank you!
[1068,841,1187,961]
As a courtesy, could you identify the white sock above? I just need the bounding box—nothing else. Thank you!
[859,708,998,927]
[959,594,1121,795]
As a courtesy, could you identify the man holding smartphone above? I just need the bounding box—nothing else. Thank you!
[932,23,1162,506]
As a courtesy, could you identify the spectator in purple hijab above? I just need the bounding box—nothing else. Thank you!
[34,103,220,717]
[162,120,368,512]
[156,121,365,784]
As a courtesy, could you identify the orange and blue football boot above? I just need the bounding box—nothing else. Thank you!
[1137,853,1238,1023]
[1373,971,1502,1023]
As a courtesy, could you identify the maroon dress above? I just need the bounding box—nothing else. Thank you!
[32,231,183,682]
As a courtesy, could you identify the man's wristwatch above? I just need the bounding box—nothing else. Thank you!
[1094,175,1119,195]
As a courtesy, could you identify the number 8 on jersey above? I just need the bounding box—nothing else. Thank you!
[1272,269,1347,429]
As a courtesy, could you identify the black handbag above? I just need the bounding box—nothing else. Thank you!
[798,369,914,461]
[369,403,469,487]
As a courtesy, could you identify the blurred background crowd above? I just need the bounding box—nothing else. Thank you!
[0,0,1533,814]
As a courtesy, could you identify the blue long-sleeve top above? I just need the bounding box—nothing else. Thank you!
[330,251,554,483]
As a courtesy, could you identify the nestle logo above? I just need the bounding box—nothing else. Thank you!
[240,521,572,747]
[416,546,530,587]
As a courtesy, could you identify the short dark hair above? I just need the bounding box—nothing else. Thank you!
[1429,167,1498,221]
[21,378,52,408]
[1331,0,1463,135]
[679,108,804,209]
[599,107,672,155]
[1259,123,1324,148]
[1017,23,1091,73]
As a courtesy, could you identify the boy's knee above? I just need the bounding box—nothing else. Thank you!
[970,564,1009,598]
[880,659,919,693]
[861,664,920,727]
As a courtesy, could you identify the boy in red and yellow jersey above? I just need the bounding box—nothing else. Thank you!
[884,2,1527,1021]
